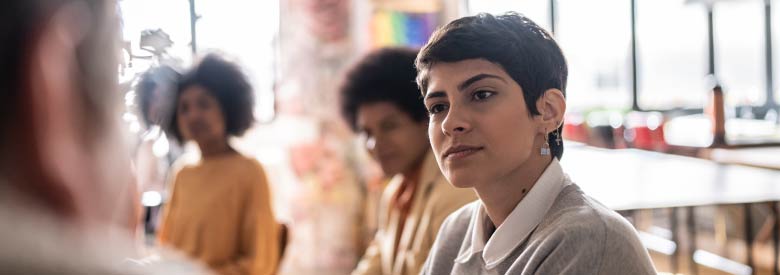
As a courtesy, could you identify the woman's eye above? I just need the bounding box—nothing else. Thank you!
[198,99,211,110]
[178,102,189,114]
[473,90,495,101]
[380,121,399,132]
[428,104,448,114]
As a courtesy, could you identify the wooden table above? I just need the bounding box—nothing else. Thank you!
[560,143,780,275]
[706,147,780,171]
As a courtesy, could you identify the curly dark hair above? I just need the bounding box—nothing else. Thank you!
[339,47,427,131]
[167,54,255,143]
[416,12,568,159]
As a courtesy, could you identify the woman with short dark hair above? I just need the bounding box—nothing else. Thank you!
[417,13,656,275]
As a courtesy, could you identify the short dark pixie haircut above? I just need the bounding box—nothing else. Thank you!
[339,47,427,132]
[416,12,568,159]
[167,54,255,143]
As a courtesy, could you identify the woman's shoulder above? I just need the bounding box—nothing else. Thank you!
[529,183,655,273]
[203,153,265,171]
[225,154,268,180]
[228,153,265,169]
[536,184,645,250]
[174,153,265,177]
[546,185,628,229]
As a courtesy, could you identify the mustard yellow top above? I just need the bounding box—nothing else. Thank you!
[159,153,279,275]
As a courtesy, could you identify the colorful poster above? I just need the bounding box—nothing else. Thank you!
[370,9,438,48]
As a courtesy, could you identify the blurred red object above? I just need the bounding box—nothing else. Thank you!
[563,113,589,143]
[624,111,668,151]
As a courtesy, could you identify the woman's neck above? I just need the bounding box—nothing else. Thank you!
[400,150,428,181]
[476,154,552,228]
[198,138,233,159]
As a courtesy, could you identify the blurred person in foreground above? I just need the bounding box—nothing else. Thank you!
[416,13,655,274]
[339,48,476,275]
[0,1,205,274]
[158,54,279,275]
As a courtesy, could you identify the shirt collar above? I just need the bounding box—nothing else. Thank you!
[455,158,568,269]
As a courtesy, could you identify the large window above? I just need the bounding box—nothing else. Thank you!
[119,0,193,76]
[467,0,551,32]
[119,0,194,134]
[636,0,709,110]
[119,0,278,123]
[714,0,766,108]
[774,0,779,106]
[196,0,279,122]
[557,0,632,110]
[468,0,777,113]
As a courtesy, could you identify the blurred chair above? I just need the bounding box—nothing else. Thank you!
[279,223,289,259]
[275,223,289,275]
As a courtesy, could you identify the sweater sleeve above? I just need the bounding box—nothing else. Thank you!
[215,164,279,275]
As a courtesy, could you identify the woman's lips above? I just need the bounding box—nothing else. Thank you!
[443,145,483,161]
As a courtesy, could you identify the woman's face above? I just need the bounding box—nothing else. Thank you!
[423,59,546,188]
[176,85,227,146]
[356,102,430,176]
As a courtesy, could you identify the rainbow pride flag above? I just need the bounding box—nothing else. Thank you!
[371,9,438,48]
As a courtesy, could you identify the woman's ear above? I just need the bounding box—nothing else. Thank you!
[535,88,566,134]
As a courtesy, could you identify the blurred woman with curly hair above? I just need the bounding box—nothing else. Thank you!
[158,54,279,275]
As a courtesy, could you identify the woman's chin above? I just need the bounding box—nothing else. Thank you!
[444,173,477,189]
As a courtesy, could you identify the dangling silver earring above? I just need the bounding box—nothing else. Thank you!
[555,124,562,146]
[541,130,551,156]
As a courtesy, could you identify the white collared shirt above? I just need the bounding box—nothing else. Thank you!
[455,158,570,270]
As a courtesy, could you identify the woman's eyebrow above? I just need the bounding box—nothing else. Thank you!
[424,91,446,100]
[424,73,505,100]
[457,73,506,91]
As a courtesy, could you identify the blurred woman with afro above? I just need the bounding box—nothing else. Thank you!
[158,54,279,275]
